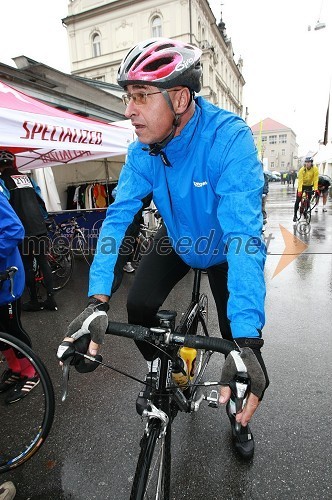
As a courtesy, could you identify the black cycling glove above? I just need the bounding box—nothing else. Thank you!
[220,338,269,400]
[57,298,109,373]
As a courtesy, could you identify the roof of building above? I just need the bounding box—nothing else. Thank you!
[0,56,126,123]
[251,117,291,133]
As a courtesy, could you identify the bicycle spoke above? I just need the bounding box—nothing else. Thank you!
[0,333,54,473]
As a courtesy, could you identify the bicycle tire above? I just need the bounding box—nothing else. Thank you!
[188,293,213,401]
[194,293,209,372]
[72,231,92,266]
[48,245,74,290]
[130,418,171,500]
[305,205,311,224]
[0,332,55,473]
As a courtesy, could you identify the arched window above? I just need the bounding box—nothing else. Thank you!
[151,16,162,37]
[92,33,101,57]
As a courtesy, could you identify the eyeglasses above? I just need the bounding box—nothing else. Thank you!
[122,89,180,106]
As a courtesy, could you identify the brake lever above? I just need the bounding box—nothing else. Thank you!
[57,341,76,402]
[61,361,71,402]
[2,266,18,298]
[229,372,250,432]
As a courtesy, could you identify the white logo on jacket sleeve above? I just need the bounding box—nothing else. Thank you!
[193,181,208,188]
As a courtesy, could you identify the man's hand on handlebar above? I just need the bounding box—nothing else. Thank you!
[219,339,268,427]
[57,296,109,372]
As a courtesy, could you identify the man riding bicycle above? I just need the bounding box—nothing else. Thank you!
[60,38,268,460]
[293,156,319,222]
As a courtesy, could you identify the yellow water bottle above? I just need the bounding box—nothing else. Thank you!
[179,346,197,380]
[171,354,188,386]
[172,347,197,386]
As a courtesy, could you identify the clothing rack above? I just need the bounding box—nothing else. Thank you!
[66,180,117,210]
[66,179,115,187]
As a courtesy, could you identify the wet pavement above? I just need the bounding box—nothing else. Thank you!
[1,183,331,499]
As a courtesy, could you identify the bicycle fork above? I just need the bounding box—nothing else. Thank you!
[143,353,172,437]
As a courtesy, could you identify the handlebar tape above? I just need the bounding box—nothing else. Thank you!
[182,334,235,355]
[106,322,150,342]
[106,321,236,356]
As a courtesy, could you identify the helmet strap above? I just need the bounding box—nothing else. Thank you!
[142,88,194,164]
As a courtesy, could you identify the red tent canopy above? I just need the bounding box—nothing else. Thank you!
[0,80,134,170]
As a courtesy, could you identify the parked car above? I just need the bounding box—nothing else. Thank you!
[264,171,280,182]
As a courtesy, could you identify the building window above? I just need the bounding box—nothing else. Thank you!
[151,16,162,37]
[262,136,267,142]
[92,33,101,57]
[281,162,285,169]
[282,149,285,156]
[269,135,277,144]
[271,150,275,156]
[279,134,287,143]
[271,162,274,169]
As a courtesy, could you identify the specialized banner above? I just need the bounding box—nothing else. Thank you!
[0,80,134,170]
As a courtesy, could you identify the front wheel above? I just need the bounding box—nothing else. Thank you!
[304,206,311,224]
[130,418,171,500]
[48,245,74,290]
[0,332,55,472]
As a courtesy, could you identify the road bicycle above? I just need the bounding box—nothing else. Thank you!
[0,269,55,473]
[47,213,91,264]
[34,242,74,292]
[58,269,249,499]
[295,190,318,235]
[34,213,90,291]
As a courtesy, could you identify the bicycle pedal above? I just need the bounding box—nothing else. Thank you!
[206,390,219,408]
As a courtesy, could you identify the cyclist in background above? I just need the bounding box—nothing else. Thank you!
[61,38,268,460]
[0,151,57,312]
[293,156,319,222]
[315,175,331,212]
[0,186,40,404]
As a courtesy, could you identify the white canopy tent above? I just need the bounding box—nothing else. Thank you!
[0,80,134,209]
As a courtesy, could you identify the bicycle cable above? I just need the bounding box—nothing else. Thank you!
[74,351,221,390]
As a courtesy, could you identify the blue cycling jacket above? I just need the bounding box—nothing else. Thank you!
[89,97,266,339]
[0,189,25,304]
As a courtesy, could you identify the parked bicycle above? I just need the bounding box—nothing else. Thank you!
[58,269,249,499]
[34,213,90,292]
[0,267,55,473]
[47,213,90,263]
